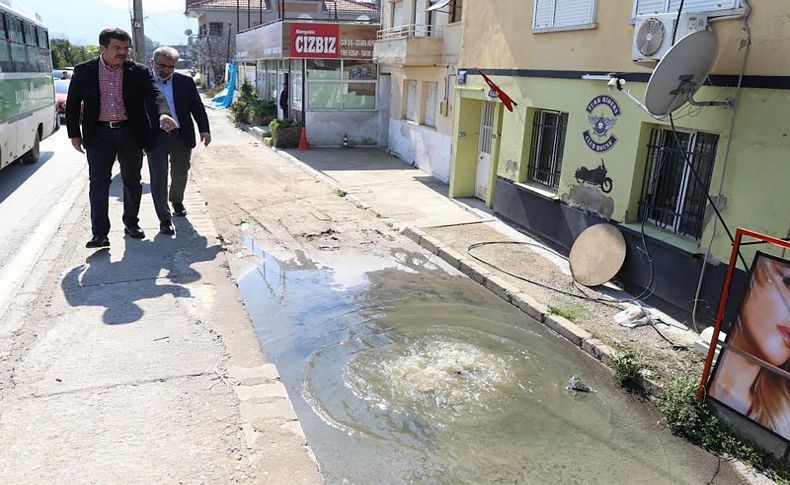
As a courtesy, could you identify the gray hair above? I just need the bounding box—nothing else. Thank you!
[153,46,180,62]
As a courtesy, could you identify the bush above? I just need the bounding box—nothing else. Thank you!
[230,81,276,125]
[609,343,645,392]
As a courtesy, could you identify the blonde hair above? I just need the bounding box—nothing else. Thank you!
[739,256,790,436]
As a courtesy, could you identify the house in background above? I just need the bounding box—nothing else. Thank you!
[448,0,790,326]
[373,0,463,183]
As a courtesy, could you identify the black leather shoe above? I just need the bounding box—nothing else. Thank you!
[124,225,145,239]
[172,203,187,217]
[160,221,175,235]
[86,235,110,248]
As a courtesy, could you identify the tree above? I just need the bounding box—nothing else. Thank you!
[50,38,100,68]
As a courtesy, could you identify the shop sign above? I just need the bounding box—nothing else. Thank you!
[291,23,340,58]
[583,95,621,153]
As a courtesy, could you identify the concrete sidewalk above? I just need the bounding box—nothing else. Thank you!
[0,158,321,482]
[265,144,704,395]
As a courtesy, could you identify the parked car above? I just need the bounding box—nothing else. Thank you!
[54,79,70,123]
[52,68,73,80]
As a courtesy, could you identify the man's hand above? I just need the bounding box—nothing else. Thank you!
[159,114,179,132]
[200,132,211,147]
[71,138,84,153]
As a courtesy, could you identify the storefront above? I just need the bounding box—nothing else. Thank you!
[236,21,381,146]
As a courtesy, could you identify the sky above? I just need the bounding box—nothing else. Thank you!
[17,0,197,46]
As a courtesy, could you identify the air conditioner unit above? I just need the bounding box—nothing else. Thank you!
[632,13,709,64]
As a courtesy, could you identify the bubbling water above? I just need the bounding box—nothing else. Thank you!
[343,330,523,425]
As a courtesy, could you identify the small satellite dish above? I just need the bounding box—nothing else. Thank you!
[569,224,626,287]
[645,29,719,117]
[185,29,193,36]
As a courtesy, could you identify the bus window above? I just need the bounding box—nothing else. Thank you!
[0,13,7,40]
[25,23,35,46]
[10,40,27,71]
[8,16,23,43]
[37,27,47,48]
[0,41,11,72]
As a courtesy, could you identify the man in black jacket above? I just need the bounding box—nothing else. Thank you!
[145,46,211,236]
[66,28,177,248]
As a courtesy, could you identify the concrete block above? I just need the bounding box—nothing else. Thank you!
[419,235,441,255]
[545,314,592,346]
[582,338,615,365]
[511,292,548,322]
[457,259,492,285]
[436,246,464,269]
[484,275,520,303]
[402,226,426,244]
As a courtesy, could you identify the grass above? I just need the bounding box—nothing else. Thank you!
[660,375,790,482]
[548,302,587,322]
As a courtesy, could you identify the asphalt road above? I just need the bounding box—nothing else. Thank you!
[0,126,86,310]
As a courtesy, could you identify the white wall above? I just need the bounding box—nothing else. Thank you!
[388,119,452,183]
[306,111,379,146]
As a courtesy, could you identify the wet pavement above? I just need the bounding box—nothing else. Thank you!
[236,238,744,484]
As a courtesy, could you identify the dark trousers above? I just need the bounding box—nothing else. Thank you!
[85,125,143,237]
[146,133,192,223]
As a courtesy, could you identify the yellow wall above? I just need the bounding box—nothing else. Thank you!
[460,0,790,76]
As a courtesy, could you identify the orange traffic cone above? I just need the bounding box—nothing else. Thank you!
[298,128,310,151]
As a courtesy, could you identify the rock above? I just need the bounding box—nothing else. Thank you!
[566,375,593,393]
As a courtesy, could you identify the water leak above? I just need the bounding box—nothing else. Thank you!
[238,238,740,484]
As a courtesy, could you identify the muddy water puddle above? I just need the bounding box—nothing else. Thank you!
[238,238,739,484]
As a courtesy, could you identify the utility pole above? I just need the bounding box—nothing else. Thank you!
[131,0,145,62]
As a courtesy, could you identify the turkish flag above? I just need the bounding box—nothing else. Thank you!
[479,69,518,112]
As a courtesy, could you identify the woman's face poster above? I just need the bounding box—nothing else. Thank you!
[708,253,790,441]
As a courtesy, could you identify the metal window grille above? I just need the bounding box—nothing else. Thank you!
[451,0,463,23]
[639,128,718,240]
[528,110,568,189]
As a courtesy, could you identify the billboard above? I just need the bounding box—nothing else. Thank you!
[708,252,790,441]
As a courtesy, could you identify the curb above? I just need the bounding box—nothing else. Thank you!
[234,121,663,397]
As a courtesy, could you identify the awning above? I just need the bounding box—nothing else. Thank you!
[426,0,452,12]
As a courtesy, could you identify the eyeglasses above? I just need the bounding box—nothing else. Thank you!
[154,61,176,70]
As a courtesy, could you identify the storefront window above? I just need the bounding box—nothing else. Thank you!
[291,59,303,111]
[308,82,343,109]
[307,59,342,79]
[343,60,376,80]
[307,59,376,111]
[344,83,376,109]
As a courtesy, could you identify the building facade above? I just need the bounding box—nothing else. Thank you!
[373,0,463,183]
[235,2,380,145]
[448,0,790,325]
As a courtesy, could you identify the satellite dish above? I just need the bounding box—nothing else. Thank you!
[635,17,666,57]
[644,29,719,117]
[185,29,193,36]
[569,224,626,287]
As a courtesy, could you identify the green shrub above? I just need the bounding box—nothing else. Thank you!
[269,118,297,131]
[609,343,645,391]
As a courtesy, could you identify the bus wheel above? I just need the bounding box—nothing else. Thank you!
[20,132,40,164]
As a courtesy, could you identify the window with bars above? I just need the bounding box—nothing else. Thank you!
[639,128,718,240]
[528,110,568,189]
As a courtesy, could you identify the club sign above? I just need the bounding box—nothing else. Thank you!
[583,95,621,153]
[291,23,340,58]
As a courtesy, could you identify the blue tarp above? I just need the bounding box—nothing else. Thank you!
[211,60,237,109]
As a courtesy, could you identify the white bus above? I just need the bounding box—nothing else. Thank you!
[0,0,57,171]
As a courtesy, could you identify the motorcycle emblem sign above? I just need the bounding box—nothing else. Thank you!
[583,95,621,153]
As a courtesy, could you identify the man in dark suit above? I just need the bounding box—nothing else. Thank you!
[66,28,177,248]
[145,46,211,236]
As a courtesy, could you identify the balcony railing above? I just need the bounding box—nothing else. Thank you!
[377,24,443,40]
